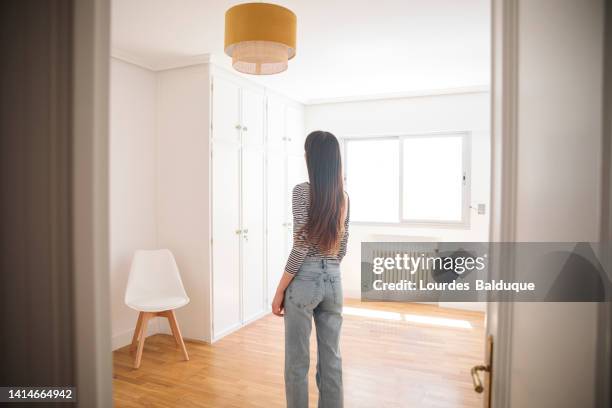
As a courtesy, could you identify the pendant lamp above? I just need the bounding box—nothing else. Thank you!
[224,3,297,75]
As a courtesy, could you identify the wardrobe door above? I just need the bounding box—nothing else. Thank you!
[267,99,286,149]
[286,105,305,154]
[211,75,241,338]
[241,87,266,322]
[266,98,288,302]
[285,106,308,256]
[287,156,308,192]
[212,76,241,142]
[267,152,287,299]
[286,155,308,255]
[212,141,241,337]
[242,88,265,145]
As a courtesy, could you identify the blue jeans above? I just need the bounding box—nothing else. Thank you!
[284,258,343,408]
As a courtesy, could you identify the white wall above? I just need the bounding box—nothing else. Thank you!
[109,58,160,349]
[156,65,212,342]
[505,0,603,407]
[305,92,491,300]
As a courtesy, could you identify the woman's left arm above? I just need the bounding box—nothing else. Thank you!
[338,193,350,260]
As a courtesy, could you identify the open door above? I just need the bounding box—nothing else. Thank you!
[485,1,608,408]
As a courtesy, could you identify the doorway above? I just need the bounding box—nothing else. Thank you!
[108,1,492,407]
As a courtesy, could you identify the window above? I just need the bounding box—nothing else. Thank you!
[344,133,470,225]
[345,138,399,222]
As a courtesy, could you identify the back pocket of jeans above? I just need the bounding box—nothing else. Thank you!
[287,277,319,308]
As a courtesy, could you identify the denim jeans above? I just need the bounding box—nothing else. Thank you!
[284,257,343,408]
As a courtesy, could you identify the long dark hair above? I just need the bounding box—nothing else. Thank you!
[303,131,346,254]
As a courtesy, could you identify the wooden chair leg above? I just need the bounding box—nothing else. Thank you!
[134,312,152,369]
[130,312,144,351]
[166,310,189,361]
[161,311,179,347]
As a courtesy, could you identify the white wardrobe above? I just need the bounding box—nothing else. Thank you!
[157,63,306,342]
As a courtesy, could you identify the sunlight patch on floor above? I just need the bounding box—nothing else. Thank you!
[342,306,402,320]
[343,306,473,329]
[403,313,472,329]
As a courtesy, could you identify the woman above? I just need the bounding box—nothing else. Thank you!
[272,131,350,408]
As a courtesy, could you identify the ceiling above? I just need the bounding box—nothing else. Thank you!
[112,0,490,103]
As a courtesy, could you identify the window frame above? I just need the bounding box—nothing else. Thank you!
[342,131,472,228]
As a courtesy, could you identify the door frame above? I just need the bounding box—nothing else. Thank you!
[597,1,612,406]
[487,0,520,406]
[82,0,517,405]
[73,0,113,405]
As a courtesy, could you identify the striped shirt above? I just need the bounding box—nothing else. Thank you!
[284,182,350,275]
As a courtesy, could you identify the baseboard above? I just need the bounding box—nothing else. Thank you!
[112,318,162,351]
[243,309,270,326]
[211,322,243,343]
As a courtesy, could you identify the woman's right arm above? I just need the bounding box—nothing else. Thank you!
[271,272,295,316]
[283,184,309,275]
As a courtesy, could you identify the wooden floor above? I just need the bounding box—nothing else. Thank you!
[113,299,484,408]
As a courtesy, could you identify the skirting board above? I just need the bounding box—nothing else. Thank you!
[209,310,271,343]
[112,317,163,351]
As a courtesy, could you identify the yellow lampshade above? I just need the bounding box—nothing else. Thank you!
[224,3,297,75]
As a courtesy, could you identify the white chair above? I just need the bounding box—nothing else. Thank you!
[125,249,190,368]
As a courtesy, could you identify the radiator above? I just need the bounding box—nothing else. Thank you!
[363,242,438,301]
